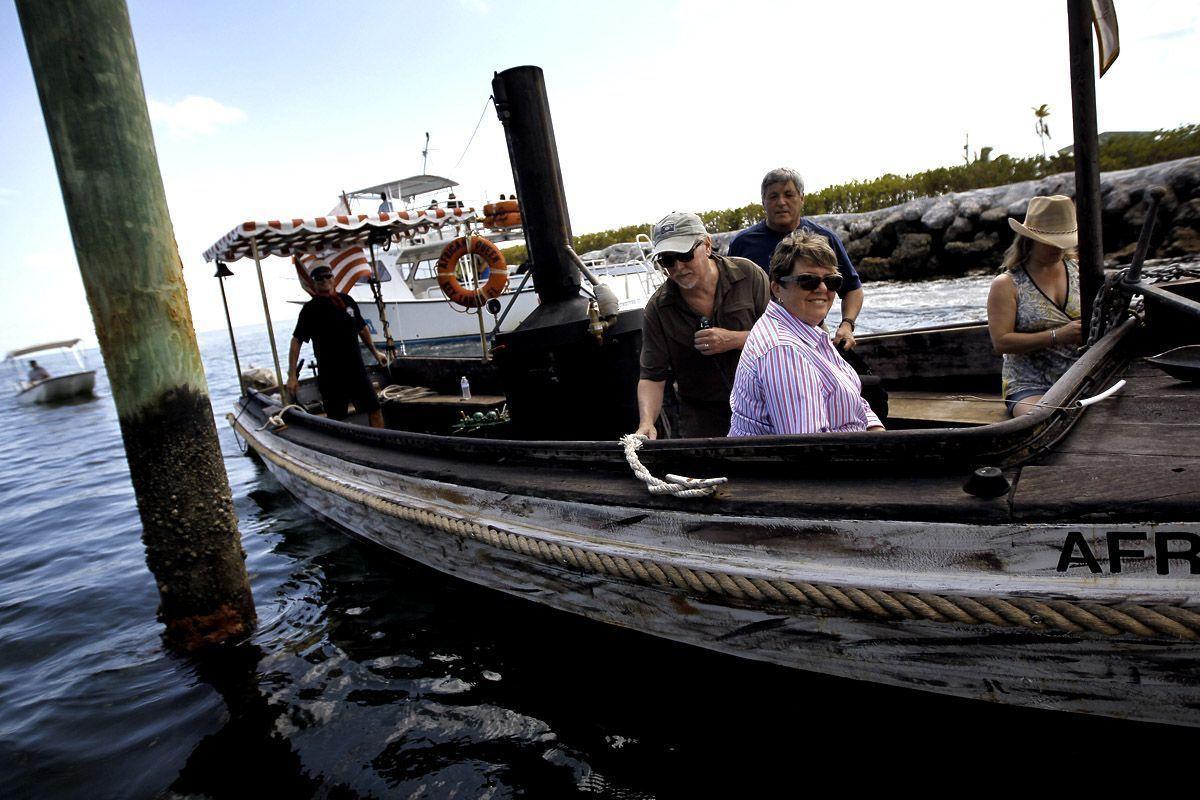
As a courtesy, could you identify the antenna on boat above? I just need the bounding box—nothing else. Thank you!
[421,132,431,174]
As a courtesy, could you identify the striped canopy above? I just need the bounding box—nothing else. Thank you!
[202,208,478,263]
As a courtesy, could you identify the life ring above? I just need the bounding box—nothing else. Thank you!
[436,236,509,308]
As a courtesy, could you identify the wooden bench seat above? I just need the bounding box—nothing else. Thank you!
[887,390,1008,426]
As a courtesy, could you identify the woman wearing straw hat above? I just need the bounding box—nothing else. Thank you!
[986,195,1084,416]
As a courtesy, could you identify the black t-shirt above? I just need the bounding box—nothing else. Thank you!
[292,294,367,377]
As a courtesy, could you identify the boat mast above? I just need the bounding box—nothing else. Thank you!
[1067,0,1106,331]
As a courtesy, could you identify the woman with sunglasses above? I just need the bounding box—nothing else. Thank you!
[729,230,884,436]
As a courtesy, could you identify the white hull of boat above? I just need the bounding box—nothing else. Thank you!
[357,266,662,347]
[234,414,1200,728]
[359,288,540,346]
[16,371,95,404]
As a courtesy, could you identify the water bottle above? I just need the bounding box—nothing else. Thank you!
[460,376,472,401]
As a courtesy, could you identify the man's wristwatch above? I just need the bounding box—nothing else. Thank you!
[839,318,856,331]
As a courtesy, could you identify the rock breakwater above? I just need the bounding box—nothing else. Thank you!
[590,157,1200,280]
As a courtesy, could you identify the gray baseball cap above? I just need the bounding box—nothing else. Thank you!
[651,212,706,257]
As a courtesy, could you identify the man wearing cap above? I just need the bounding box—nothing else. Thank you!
[635,212,770,439]
[728,168,864,349]
[286,263,388,428]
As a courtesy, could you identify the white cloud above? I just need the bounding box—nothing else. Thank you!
[148,95,246,138]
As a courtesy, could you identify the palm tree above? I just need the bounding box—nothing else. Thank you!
[1033,104,1051,157]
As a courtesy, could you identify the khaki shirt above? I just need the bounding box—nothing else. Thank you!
[640,254,770,437]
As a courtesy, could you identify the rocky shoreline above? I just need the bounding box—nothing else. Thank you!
[588,157,1200,280]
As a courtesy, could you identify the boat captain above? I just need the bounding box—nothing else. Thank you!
[286,262,388,428]
[27,360,50,384]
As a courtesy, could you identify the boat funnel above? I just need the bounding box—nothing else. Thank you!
[492,66,580,303]
[491,66,643,439]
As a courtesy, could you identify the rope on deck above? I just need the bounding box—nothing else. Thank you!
[258,404,307,431]
[236,416,1200,642]
[620,434,727,498]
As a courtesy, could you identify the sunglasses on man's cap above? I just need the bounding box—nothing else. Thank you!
[777,273,843,292]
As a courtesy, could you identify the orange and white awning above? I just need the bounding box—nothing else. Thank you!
[202,208,478,263]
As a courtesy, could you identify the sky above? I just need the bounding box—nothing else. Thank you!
[1,0,1197,356]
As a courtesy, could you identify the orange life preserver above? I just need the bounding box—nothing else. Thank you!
[436,236,509,308]
[483,199,522,230]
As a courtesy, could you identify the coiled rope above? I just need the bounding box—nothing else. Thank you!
[379,385,436,402]
[234,416,1200,641]
[619,434,727,498]
[258,403,306,431]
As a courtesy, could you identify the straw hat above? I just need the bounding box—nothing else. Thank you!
[1008,195,1078,249]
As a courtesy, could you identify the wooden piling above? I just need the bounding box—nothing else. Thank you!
[16,0,256,649]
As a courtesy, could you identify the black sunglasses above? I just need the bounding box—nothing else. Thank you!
[777,273,843,292]
[656,242,700,270]
[312,272,334,281]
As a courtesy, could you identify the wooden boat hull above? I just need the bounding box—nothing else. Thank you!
[16,370,95,405]
[229,307,1200,727]
[232,412,1200,727]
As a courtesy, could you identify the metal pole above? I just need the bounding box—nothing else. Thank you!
[492,268,534,335]
[16,0,255,650]
[367,239,399,360]
[1067,0,1104,331]
[250,237,287,402]
[216,266,246,396]
[467,236,489,361]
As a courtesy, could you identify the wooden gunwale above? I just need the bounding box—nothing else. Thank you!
[264,318,1138,474]
[229,320,1178,524]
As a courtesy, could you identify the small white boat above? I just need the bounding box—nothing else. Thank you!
[5,339,96,405]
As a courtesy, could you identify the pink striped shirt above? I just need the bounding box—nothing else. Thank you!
[729,302,881,436]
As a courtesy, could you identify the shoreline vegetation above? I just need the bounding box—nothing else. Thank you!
[502,124,1200,278]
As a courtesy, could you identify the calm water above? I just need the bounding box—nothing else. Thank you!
[2,274,1196,798]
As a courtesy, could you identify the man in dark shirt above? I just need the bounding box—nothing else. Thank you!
[286,263,387,427]
[728,167,865,348]
[635,212,770,439]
